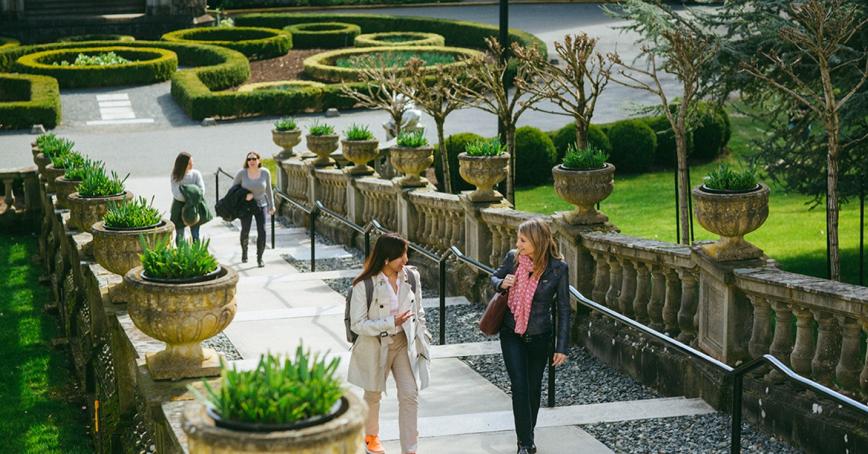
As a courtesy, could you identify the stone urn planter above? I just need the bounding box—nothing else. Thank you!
[183,391,365,453]
[552,163,616,225]
[390,145,433,188]
[53,175,80,209]
[458,152,510,202]
[91,219,175,276]
[34,153,51,181]
[306,134,339,167]
[67,191,133,232]
[43,163,66,193]
[124,265,238,380]
[272,129,302,160]
[692,183,770,261]
[341,139,379,175]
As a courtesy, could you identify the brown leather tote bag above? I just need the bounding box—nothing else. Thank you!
[479,290,509,336]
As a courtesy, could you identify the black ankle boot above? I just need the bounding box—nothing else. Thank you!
[256,244,264,267]
[241,240,248,263]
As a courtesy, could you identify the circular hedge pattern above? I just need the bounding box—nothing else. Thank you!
[58,34,136,43]
[303,46,481,83]
[354,32,445,48]
[238,80,325,92]
[14,46,178,88]
[161,26,291,61]
[284,22,361,49]
[0,37,19,50]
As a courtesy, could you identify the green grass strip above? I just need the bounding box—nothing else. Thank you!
[0,235,92,453]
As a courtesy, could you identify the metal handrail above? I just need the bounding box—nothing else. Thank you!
[274,190,318,271]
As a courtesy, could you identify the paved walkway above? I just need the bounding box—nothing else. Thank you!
[125,176,715,453]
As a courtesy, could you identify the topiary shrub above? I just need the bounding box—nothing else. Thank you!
[551,123,611,162]
[692,104,729,162]
[606,119,657,173]
[284,22,361,49]
[58,34,135,43]
[0,73,60,129]
[161,26,292,61]
[303,46,480,83]
[354,32,445,48]
[514,126,557,186]
[0,37,20,50]
[14,46,178,88]
[434,132,482,193]
[643,114,694,167]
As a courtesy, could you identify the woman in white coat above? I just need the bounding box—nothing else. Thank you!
[348,233,431,454]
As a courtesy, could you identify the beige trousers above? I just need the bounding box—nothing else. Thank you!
[364,334,418,453]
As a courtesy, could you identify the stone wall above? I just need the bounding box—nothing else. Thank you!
[279,157,868,453]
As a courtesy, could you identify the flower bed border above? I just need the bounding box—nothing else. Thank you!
[303,45,481,83]
[161,26,292,61]
[0,73,60,129]
[284,22,362,49]
[354,31,445,48]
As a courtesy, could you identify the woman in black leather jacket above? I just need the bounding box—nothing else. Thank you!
[491,218,570,454]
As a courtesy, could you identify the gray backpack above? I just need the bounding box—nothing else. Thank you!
[345,270,417,344]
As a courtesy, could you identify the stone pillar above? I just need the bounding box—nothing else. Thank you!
[460,193,506,263]
[344,173,365,225]
[306,162,319,207]
[835,316,862,391]
[550,215,617,301]
[693,246,763,364]
[395,184,426,239]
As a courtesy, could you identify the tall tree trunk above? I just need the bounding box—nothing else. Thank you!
[826,115,841,281]
[506,123,516,205]
[436,120,452,194]
[575,119,589,150]
[675,128,691,246]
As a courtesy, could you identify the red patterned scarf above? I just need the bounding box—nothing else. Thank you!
[507,254,540,335]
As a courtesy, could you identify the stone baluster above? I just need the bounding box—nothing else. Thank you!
[3,177,14,209]
[789,306,815,376]
[746,295,772,359]
[489,226,503,267]
[834,316,862,392]
[450,212,463,251]
[860,320,868,395]
[617,258,636,317]
[810,312,840,386]
[417,206,431,247]
[605,256,622,310]
[632,262,651,324]
[662,268,681,334]
[676,269,699,343]
[590,251,609,305]
[647,265,666,331]
[768,301,794,365]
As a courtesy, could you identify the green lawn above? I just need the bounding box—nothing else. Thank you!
[0,235,92,453]
[516,115,866,285]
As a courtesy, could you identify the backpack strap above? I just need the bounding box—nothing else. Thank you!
[406,268,417,294]
[363,277,374,309]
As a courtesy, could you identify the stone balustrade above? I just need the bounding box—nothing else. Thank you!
[0,166,41,229]
[405,189,464,252]
[480,207,544,268]
[313,168,347,214]
[356,177,396,231]
[281,160,309,204]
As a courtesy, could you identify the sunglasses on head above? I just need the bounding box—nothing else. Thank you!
[247,156,258,161]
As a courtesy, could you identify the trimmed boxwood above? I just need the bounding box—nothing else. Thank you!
[58,34,135,43]
[434,132,483,193]
[515,126,557,186]
[161,26,291,61]
[551,123,611,162]
[0,37,19,50]
[606,119,657,173]
[284,22,361,49]
[692,103,730,161]
[354,32,445,48]
[239,80,325,92]
[303,46,481,83]
[14,46,178,88]
[0,73,60,129]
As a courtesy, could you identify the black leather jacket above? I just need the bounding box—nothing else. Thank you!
[215,184,256,222]
[491,249,571,354]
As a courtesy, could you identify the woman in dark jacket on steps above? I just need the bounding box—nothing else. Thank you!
[233,151,274,267]
[491,218,570,454]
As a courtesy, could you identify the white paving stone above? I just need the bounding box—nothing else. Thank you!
[381,425,613,453]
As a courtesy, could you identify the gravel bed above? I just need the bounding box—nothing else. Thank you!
[581,413,801,453]
[203,332,243,361]
[282,255,362,273]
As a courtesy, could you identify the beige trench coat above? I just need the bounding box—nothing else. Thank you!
[347,266,432,392]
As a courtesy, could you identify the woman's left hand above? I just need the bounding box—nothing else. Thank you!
[552,353,568,367]
[269,207,275,215]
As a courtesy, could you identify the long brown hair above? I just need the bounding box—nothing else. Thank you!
[353,232,408,285]
[518,218,561,278]
[171,152,191,182]
[244,151,262,169]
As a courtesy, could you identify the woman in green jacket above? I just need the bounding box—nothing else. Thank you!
[169,152,205,246]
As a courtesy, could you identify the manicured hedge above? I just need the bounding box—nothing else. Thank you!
[642,103,730,166]
[355,32,445,48]
[0,73,61,129]
[212,0,459,7]
[13,46,178,88]
[58,34,135,42]
[303,46,482,83]
[162,26,291,60]
[284,22,361,49]
[551,123,611,162]
[239,80,325,92]
[606,119,657,173]
[434,132,483,193]
[515,126,557,186]
[0,37,19,50]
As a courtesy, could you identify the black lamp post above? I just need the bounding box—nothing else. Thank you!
[497,0,509,140]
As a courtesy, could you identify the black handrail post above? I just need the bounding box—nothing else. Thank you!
[310,207,317,272]
[215,171,220,205]
[364,229,371,257]
[730,372,743,454]
[271,211,276,250]
[438,257,446,345]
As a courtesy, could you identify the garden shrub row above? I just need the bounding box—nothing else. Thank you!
[0,73,61,129]
[354,32,445,48]
[13,46,178,89]
[303,45,481,83]
[211,0,459,8]
[58,34,135,43]
[284,22,361,49]
[0,37,19,50]
[161,26,292,60]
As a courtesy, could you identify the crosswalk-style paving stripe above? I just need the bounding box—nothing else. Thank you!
[87,93,155,126]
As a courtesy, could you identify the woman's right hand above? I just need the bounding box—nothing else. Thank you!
[245,193,253,201]
[500,274,516,290]
[394,310,411,327]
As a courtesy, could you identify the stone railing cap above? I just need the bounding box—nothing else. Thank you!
[734,267,868,306]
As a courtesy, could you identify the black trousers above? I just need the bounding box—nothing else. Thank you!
[500,329,551,447]
[239,206,266,256]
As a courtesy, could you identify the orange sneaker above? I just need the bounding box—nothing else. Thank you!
[365,434,385,454]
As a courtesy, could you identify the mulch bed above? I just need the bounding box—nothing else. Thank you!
[238,49,327,88]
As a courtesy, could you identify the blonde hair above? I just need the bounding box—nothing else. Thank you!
[518,218,561,278]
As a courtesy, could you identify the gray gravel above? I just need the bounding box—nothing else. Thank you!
[203,332,243,361]
[581,413,802,454]
[282,255,362,273]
